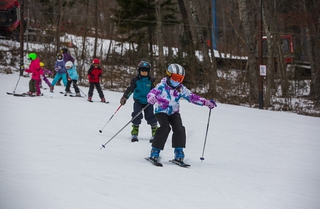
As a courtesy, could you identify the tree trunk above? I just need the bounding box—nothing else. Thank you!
[93,0,98,57]
[238,0,258,102]
[303,0,320,100]
[189,0,215,94]
[80,0,89,82]
[262,4,274,107]
[177,0,198,87]
[155,0,164,77]
[56,0,63,53]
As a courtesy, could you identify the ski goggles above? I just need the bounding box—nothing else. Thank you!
[170,73,184,83]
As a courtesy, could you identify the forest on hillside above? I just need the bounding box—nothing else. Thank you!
[1,0,320,115]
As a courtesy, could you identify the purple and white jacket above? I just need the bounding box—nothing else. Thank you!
[147,77,207,115]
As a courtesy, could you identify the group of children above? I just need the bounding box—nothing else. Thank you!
[25,50,217,163]
[25,49,106,102]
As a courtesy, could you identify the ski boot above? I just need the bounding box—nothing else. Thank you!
[88,97,92,102]
[131,125,139,142]
[101,98,106,103]
[174,147,185,162]
[50,86,54,93]
[150,147,161,161]
[75,93,81,97]
[149,125,158,143]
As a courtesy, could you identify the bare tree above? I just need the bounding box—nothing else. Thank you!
[262,2,275,107]
[238,0,258,102]
[302,0,320,100]
[155,0,164,75]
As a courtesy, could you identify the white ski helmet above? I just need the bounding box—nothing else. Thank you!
[65,61,73,68]
[166,63,185,77]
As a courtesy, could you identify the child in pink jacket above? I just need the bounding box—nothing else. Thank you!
[25,53,43,96]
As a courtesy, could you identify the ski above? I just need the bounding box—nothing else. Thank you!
[6,92,14,95]
[13,93,26,97]
[69,95,83,98]
[169,159,191,168]
[145,157,163,167]
[13,93,36,97]
[88,100,109,104]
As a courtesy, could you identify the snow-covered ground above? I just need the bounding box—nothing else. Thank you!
[1,73,320,209]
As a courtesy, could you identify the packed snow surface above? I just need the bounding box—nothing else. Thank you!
[1,73,320,209]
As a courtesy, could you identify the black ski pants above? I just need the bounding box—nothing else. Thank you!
[65,80,80,93]
[132,100,157,126]
[152,112,186,150]
[88,82,105,99]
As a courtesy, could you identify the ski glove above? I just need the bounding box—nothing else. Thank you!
[120,97,126,105]
[205,99,217,109]
[147,95,157,105]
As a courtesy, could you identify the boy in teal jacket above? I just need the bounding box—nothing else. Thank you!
[120,61,158,143]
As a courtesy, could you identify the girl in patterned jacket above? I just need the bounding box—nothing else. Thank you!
[146,63,217,163]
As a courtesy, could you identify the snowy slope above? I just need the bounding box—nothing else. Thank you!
[1,73,320,209]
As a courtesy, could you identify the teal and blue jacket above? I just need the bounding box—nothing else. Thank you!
[123,74,156,105]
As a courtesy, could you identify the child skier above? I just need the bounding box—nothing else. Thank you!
[24,53,43,96]
[146,63,217,164]
[50,53,68,93]
[120,61,158,142]
[65,61,81,97]
[39,62,52,89]
[87,58,106,102]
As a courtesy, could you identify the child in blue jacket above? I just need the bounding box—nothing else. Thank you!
[65,61,80,97]
[120,61,158,143]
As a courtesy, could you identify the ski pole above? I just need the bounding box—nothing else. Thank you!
[99,104,122,133]
[100,104,150,149]
[200,108,212,161]
[72,81,87,97]
[13,75,22,93]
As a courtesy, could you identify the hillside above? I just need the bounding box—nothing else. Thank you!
[1,73,320,209]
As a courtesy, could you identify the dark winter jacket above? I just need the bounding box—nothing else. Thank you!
[62,52,75,63]
[87,65,102,83]
[123,74,156,105]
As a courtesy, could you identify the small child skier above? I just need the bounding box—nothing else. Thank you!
[39,62,52,89]
[50,53,68,93]
[87,58,106,102]
[24,53,43,96]
[65,61,81,97]
[146,63,217,164]
[120,61,158,142]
